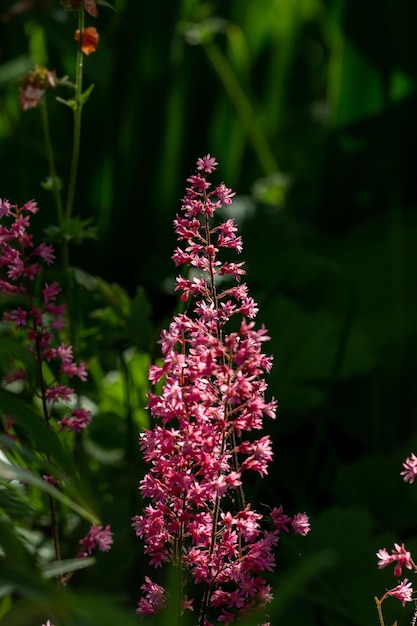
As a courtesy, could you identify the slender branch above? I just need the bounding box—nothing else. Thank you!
[39,98,65,228]
[65,6,85,222]
[374,597,386,626]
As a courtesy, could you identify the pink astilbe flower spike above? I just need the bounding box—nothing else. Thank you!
[0,199,91,435]
[133,157,310,625]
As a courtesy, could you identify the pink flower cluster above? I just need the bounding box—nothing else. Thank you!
[376,579,414,608]
[376,543,416,608]
[133,156,310,625]
[377,543,416,578]
[0,198,91,433]
[77,524,113,558]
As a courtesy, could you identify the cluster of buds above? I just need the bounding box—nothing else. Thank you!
[0,198,91,433]
[133,156,310,625]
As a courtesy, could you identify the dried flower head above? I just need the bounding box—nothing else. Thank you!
[61,0,98,17]
[19,67,57,111]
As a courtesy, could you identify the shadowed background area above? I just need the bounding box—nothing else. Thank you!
[0,0,416,624]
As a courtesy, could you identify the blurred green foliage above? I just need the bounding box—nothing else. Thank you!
[0,0,416,624]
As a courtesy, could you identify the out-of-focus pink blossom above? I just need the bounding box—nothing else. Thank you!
[0,198,92,439]
[291,512,311,536]
[77,524,113,557]
[401,453,417,484]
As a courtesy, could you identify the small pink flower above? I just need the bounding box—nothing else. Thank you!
[377,543,414,577]
[0,199,12,217]
[386,578,414,606]
[291,512,311,536]
[45,385,74,404]
[3,368,26,385]
[42,281,61,302]
[137,577,165,615]
[401,453,417,484]
[42,620,55,626]
[376,547,394,569]
[4,307,27,327]
[196,154,218,173]
[36,243,55,265]
[59,407,92,433]
[78,524,113,556]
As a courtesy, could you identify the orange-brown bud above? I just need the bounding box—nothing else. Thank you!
[74,26,99,55]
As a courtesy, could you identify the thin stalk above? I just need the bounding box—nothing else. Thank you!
[374,597,386,626]
[198,212,245,626]
[204,42,278,176]
[65,7,85,222]
[24,266,63,583]
[39,98,65,229]
[204,211,245,511]
[39,96,72,326]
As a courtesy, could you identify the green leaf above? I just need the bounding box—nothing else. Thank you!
[40,176,63,192]
[126,286,152,349]
[0,461,99,525]
[80,84,95,107]
[0,390,75,476]
[252,172,290,208]
[55,96,76,111]
[41,557,96,579]
[97,0,117,11]
[178,17,228,46]
[44,217,97,243]
[0,481,37,523]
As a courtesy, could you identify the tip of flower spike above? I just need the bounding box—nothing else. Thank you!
[196,154,218,173]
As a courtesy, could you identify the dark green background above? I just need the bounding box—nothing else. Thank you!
[0,0,416,624]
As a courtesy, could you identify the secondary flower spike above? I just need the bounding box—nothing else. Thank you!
[133,156,310,625]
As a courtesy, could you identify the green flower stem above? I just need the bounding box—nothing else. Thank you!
[65,6,85,222]
[40,98,65,229]
[39,96,71,302]
[204,41,278,176]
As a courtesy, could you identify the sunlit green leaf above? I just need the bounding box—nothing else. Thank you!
[0,461,99,525]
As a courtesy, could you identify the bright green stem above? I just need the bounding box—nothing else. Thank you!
[204,41,279,176]
[40,98,65,229]
[65,6,85,222]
